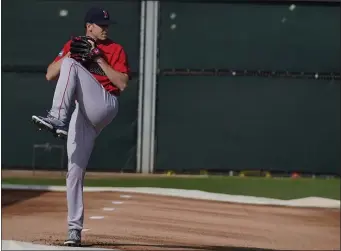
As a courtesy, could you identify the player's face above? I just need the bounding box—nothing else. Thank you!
[92,23,109,40]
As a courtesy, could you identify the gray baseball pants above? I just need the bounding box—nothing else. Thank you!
[48,57,119,230]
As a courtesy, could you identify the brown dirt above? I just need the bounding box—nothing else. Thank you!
[2,189,340,251]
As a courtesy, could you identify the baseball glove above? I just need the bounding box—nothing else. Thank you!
[69,36,106,76]
[70,36,102,63]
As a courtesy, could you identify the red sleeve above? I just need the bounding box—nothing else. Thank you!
[111,46,131,79]
[53,40,71,63]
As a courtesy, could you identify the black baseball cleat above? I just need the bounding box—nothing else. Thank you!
[32,114,68,140]
[63,229,81,247]
[63,240,81,247]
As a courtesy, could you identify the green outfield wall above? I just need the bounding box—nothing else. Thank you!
[2,1,340,175]
[154,2,340,175]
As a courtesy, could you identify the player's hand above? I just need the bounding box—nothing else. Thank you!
[70,36,100,62]
[83,37,103,61]
[95,57,105,64]
[83,37,103,60]
[86,39,94,50]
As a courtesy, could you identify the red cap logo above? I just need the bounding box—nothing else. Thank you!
[103,10,108,19]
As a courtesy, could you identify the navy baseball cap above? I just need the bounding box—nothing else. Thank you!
[84,7,116,26]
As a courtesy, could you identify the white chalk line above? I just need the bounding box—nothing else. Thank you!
[103,207,115,211]
[120,195,132,199]
[89,216,105,220]
[112,201,123,205]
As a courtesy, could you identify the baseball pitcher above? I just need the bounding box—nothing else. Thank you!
[31,7,130,246]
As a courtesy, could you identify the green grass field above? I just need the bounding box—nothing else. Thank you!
[2,176,340,200]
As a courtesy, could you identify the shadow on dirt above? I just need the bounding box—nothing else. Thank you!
[1,189,47,208]
[81,243,280,251]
